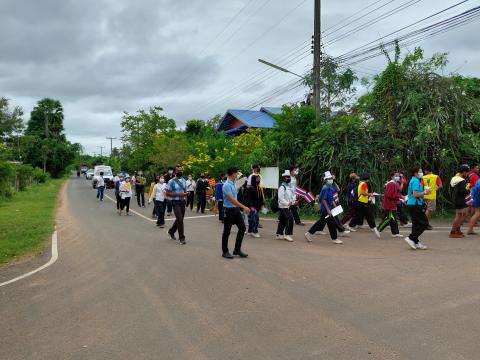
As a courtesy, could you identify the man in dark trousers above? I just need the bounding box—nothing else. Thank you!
[221,167,251,259]
[135,171,146,207]
[196,173,209,213]
[164,167,175,216]
[166,166,188,245]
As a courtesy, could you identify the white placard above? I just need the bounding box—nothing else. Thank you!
[260,167,280,189]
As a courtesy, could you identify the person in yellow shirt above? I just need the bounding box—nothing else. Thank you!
[421,165,443,230]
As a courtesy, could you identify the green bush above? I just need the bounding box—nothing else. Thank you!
[16,164,34,190]
[32,167,49,183]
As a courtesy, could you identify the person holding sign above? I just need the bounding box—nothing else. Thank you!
[304,171,343,244]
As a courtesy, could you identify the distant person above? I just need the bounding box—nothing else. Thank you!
[166,166,188,245]
[342,173,359,228]
[467,179,480,235]
[397,172,411,227]
[276,170,295,242]
[449,164,470,238]
[148,176,160,218]
[96,171,105,201]
[404,167,430,250]
[207,173,216,211]
[422,165,443,230]
[114,173,123,214]
[165,168,175,216]
[119,177,132,216]
[221,167,250,259]
[77,170,80,177]
[236,174,249,228]
[246,164,264,238]
[215,174,226,223]
[135,171,146,208]
[288,165,305,226]
[186,174,196,211]
[149,176,167,228]
[378,173,404,237]
[196,173,209,214]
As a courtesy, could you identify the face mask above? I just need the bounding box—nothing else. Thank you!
[285,178,291,184]
[176,172,183,178]
[327,179,334,185]
[394,176,400,182]
[168,170,173,175]
[417,172,424,179]
[160,178,165,183]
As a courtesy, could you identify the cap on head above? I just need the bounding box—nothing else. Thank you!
[360,172,370,181]
[460,164,470,173]
[281,170,291,177]
[324,171,333,180]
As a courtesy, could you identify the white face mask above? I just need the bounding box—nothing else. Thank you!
[160,178,165,183]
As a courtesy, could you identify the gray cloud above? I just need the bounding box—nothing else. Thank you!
[1,0,479,153]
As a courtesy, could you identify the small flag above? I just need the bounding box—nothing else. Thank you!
[295,187,315,203]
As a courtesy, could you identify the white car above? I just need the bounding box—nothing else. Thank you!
[92,165,114,188]
[85,169,95,180]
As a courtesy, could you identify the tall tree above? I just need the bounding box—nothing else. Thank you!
[26,98,65,140]
[0,97,24,143]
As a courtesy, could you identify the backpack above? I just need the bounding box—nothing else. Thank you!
[270,185,286,213]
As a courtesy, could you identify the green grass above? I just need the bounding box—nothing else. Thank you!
[0,179,64,266]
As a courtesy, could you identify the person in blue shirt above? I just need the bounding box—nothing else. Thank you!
[467,179,480,234]
[165,165,188,245]
[304,172,343,244]
[215,174,226,223]
[221,167,251,259]
[405,166,431,250]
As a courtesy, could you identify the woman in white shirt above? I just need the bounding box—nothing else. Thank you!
[149,177,167,227]
[276,170,295,242]
[186,175,196,211]
[119,177,133,216]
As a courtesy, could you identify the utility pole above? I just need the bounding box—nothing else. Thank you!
[313,0,322,122]
[106,137,116,158]
[97,146,105,159]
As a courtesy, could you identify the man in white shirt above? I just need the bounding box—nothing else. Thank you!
[96,172,105,201]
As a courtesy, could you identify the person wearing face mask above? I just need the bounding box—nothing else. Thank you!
[305,171,343,244]
[164,168,175,216]
[186,174,196,211]
[148,176,160,218]
[149,176,167,227]
[449,164,471,238]
[378,173,404,237]
[215,174,226,223]
[196,173,209,213]
[166,166,188,245]
[288,165,305,226]
[246,164,264,238]
[276,170,295,242]
[119,176,133,216]
[348,173,381,238]
[404,167,431,249]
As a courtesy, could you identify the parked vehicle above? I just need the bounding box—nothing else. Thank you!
[92,165,114,189]
[80,164,88,174]
[85,169,95,180]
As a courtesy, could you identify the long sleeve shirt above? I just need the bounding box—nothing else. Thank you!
[382,181,402,210]
[278,184,294,209]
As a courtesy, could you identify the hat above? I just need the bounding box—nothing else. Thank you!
[281,170,291,177]
[360,172,370,180]
[324,171,333,180]
[460,164,470,172]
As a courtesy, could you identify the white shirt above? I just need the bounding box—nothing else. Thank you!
[119,181,132,197]
[186,179,196,192]
[149,183,167,202]
[96,176,105,187]
[278,183,294,209]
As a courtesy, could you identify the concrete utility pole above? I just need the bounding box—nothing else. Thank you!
[97,146,105,159]
[313,0,322,121]
[106,137,116,158]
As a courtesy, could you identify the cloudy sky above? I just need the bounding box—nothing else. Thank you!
[1,0,479,154]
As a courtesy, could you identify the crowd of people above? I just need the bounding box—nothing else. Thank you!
[92,162,480,259]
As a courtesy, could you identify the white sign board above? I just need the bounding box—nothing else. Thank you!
[261,167,279,189]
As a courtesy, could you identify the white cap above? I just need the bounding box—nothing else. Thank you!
[281,170,291,177]
[324,171,333,179]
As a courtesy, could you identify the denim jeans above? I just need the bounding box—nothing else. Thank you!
[248,208,259,233]
[155,200,165,225]
[96,186,105,201]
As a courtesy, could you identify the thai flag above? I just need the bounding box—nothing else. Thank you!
[295,187,315,203]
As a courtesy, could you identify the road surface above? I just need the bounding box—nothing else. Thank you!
[1,177,480,359]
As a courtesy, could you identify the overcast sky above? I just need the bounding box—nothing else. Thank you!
[1,0,479,154]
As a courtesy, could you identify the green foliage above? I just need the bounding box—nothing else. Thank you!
[0,97,24,143]
[26,98,65,139]
[185,119,205,135]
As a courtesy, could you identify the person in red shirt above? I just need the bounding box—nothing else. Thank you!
[378,173,404,237]
[468,166,479,189]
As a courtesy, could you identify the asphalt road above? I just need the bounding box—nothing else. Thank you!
[1,177,480,360]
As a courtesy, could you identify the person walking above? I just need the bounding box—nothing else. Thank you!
[304,171,343,244]
[378,173,404,238]
[166,166,188,245]
[114,173,123,214]
[165,168,175,216]
[119,176,132,216]
[196,173,209,214]
[404,167,431,250]
[135,171,146,208]
[186,174,196,211]
[347,172,381,238]
[342,173,359,227]
[276,170,295,242]
[148,176,159,218]
[289,165,305,226]
[215,174,226,223]
[221,167,250,259]
[149,176,167,228]
[449,164,470,238]
[467,179,480,235]
[96,171,105,201]
[422,165,443,229]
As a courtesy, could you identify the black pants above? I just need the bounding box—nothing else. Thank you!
[115,192,121,210]
[222,207,246,253]
[309,213,337,240]
[155,200,165,225]
[277,208,294,235]
[407,205,428,243]
[316,215,346,232]
[136,186,145,207]
[397,203,409,224]
[120,197,130,213]
[186,191,195,210]
[290,204,301,225]
[166,200,173,214]
[197,192,207,213]
[217,201,224,221]
[378,210,399,235]
[349,202,376,229]
[169,201,186,240]
[341,203,356,224]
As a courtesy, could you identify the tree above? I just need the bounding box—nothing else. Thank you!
[0,97,24,143]
[185,119,205,135]
[25,98,65,140]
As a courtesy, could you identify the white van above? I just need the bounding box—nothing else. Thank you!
[92,165,114,189]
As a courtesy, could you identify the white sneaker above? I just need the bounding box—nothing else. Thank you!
[373,227,381,239]
[415,242,428,250]
[404,237,417,250]
[252,233,261,238]
[304,232,314,242]
[338,230,350,237]
[332,239,343,244]
[345,225,357,232]
[247,232,252,236]
[275,234,284,240]
[316,231,327,235]
[392,234,404,238]
[284,235,294,242]
[402,223,412,228]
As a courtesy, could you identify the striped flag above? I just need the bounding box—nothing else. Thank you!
[295,187,315,203]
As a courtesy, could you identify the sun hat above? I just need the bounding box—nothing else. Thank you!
[281,170,291,177]
[324,171,333,180]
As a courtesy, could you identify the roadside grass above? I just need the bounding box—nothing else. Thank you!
[0,179,64,266]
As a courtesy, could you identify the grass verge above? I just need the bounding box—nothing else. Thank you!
[0,179,64,266]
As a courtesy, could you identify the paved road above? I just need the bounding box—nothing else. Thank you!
[1,177,480,360]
